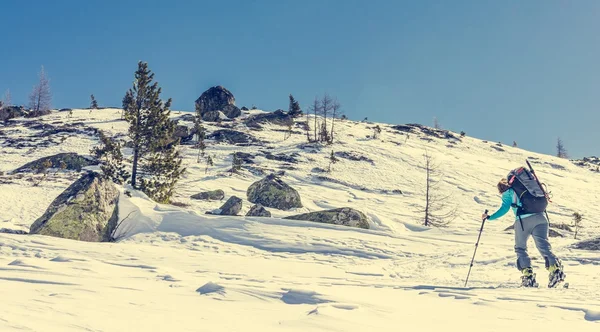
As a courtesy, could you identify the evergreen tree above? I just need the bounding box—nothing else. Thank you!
[288,94,302,117]
[90,94,99,109]
[123,61,185,203]
[91,131,129,184]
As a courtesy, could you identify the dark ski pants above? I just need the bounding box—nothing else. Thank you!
[514,212,559,270]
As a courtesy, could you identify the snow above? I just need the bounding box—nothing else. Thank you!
[1,108,599,331]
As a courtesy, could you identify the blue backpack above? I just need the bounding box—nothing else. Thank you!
[507,167,548,215]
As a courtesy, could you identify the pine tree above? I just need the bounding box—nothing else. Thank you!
[90,94,99,109]
[91,131,129,184]
[288,94,302,117]
[123,61,185,203]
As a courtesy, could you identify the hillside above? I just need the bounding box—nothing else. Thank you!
[1,108,599,331]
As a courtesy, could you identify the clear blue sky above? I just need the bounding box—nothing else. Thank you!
[2,0,599,159]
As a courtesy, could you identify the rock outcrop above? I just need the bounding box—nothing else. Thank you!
[195,86,240,120]
[284,208,369,229]
[29,172,119,242]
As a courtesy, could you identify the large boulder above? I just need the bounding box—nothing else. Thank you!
[246,204,271,217]
[13,153,98,173]
[195,86,240,120]
[245,110,293,129]
[218,196,242,216]
[246,174,302,210]
[191,189,225,201]
[284,208,370,229]
[29,172,119,242]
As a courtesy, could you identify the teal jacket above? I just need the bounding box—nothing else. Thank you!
[488,188,534,221]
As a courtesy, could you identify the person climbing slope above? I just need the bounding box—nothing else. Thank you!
[482,166,565,288]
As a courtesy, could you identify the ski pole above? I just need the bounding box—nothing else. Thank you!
[464,209,488,288]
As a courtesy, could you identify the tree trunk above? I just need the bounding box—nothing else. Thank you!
[425,158,430,227]
[131,147,139,188]
[331,110,336,143]
[313,107,317,142]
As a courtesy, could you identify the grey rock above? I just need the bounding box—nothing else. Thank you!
[218,196,242,216]
[191,189,225,201]
[246,204,271,217]
[334,151,374,164]
[0,228,28,235]
[208,129,259,145]
[29,172,119,242]
[573,237,600,250]
[246,174,302,210]
[13,153,98,173]
[202,110,226,122]
[284,207,369,229]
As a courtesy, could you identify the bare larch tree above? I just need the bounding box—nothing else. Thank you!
[422,151,456,227]
[28,66,52,114]
[556,137,568,159]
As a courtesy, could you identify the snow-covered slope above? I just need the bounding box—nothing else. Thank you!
[1,109,599,331]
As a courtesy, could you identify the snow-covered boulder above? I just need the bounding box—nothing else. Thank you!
[284,207,369,229]
[246,174,302,210]
[191,189,225,201]
[246,204,271,217]
[30,172,119,242]
[218,196,242,216]
[245,110,293,128]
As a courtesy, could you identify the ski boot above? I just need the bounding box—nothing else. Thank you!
[547,260,566,288]
[520,267,538,288]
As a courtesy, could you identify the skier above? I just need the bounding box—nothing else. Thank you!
[483,175,565,288]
